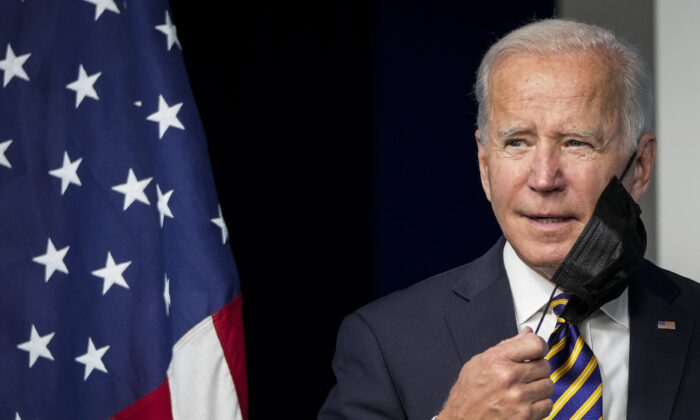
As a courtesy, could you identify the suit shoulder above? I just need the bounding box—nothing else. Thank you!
[356,262,470,319]
[659,265,700,300]
[659,267,700,290]
[343,238,506,340]
[643,260,700,313]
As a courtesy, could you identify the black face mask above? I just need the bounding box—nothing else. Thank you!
[550,157,647,324]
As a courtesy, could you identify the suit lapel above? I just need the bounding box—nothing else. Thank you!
[444,238,519,364]
[627,262,693,419]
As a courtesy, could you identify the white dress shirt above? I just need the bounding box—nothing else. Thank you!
[503,241,629,420]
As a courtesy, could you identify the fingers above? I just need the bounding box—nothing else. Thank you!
[500,330,549,362]
[519,376,555,402]
[520,358,551,383]
[501,326,530,343]
[438,330,555,420]
[531,395,555,419]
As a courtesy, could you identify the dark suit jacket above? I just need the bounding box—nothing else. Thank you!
[319,237,700,419]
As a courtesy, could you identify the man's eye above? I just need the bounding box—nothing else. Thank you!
[567,139,586,147]
[506,139,524,147]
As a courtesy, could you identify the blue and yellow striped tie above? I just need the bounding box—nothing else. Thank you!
[544,294,603,420]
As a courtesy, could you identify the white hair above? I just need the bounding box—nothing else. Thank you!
[474,19,654,154]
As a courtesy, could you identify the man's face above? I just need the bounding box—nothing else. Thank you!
[477,51,654,278]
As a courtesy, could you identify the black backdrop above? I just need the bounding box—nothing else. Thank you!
[167,1,555,418]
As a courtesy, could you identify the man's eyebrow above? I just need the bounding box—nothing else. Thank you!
[497,127,529,137]
[560,129,599,138]
[495,128,603,139]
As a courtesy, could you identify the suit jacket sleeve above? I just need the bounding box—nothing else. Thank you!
[318,312,406,420]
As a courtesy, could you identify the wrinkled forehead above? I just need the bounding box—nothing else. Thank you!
[488,51,625,130]
[490,50,622,96]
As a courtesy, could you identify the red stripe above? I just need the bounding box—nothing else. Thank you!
[213,294,249,420]
[112,379,173,420]
[111,295,247,420]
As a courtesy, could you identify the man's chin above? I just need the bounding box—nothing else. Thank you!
[530,263,562,280]
[511,244,570,279]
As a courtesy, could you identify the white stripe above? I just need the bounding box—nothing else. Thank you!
[167,315,242,420]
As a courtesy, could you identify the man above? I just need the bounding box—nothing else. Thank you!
[319,19,700,420]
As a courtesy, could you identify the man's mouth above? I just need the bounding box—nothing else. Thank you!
[528,216,573,224]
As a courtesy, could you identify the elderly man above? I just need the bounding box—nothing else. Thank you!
[319,19,700,420]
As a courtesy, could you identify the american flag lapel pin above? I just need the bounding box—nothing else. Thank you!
[657,320,677,330]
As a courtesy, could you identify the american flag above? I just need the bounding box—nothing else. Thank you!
[0,1,247,419]
[657,320,676,330]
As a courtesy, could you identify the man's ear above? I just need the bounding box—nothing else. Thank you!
[476,130,492,202]
[629,133,656,202]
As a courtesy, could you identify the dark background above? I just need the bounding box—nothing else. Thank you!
[168,1,555,418]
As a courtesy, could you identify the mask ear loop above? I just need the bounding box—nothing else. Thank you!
[533,149,638,335]
[619,149,638,181]
[534,283,558,334]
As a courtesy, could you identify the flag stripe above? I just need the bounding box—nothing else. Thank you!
[112,295,247,420]
[167,302,242,420]
[213,294,249,420]
[112,379,174,420]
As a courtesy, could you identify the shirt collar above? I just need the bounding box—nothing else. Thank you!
[503,240,629,328]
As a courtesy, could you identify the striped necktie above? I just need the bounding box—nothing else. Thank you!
[544,294,603,420]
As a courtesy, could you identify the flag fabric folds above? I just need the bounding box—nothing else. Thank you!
[0,1,247,419]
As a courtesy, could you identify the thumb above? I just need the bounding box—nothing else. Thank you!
[501,326,531,344]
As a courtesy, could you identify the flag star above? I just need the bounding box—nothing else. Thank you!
[0,139,12,168]
[75,337,109,380]
[211,204,228,244]
[83,0,119,21]
[156,184,174,228]
[15,413,21,420]
[112,168,152,210]
[155,11,182,51]
[146,95,185,139]
[17,325,55,368]
[91,251,131,295]
[164,273,171,316]
[49,151,82,195]
[0,44,31,87]
[32,238,69,282]
[66,64,101,108]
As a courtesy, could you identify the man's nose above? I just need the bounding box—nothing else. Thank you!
[527,146,565,192]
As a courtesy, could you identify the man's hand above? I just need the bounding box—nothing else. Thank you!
[437,327,553,420]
